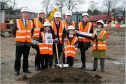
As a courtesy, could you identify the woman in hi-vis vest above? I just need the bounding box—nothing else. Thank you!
[31,9,48,71]
[92,20,109,72]
[38,21,55,69]
[78,12,93,70]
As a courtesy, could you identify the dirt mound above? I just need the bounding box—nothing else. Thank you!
[27,68,102,83]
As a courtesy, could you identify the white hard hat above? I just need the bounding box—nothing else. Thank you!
[97,20,104,25]
[54,11,61,18]
[65,11,72,16]
[44,21,51,26]
[39,9,45,14]
[82,12,89,17]
[21,7,29,12]
[67,26,75,30]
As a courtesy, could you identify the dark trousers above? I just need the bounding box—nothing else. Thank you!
[41,54,53,69]
[78,42,91,68]
[63,53,66,64]
[93,58,105,71]
[53,43,63,64]
[14,45,30,72]
[67,56,74,67]
[80,49,86,67]
[34,45,41,68]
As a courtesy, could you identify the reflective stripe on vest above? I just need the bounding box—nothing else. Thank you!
[33,18,43,28]
[63,20,75,30]
[51,20,64,43]
[92,30,107,50]
[64,36,78,58]
[78,22,92,42]
[16,19,33,43]
[33,18,43,38]
[39,32,53,55]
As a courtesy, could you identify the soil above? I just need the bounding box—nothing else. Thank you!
[27,68,102,83]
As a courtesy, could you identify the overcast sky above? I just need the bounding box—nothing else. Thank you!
[12,0,124,13]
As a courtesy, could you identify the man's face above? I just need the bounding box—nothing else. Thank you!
[55,17,60,22]
[69,30,75,34]
[21,12,29,19]
[82,16,89,22]
[39,13,45,18]
[65,15,72,19]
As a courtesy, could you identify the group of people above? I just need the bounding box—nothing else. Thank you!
[12,7,109,76]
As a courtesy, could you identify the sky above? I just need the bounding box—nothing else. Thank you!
[11,0,124,13]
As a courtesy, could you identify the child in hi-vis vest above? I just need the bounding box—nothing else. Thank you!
[38,21,55,69]
[64,26,78,67]
[92,20,109,72]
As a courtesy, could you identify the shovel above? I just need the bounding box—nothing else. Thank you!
[55,42,69,68]
[62,39,69,68]
[55,43,63,68]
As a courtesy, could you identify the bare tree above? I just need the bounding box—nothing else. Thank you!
[0,0,11,10]
[0,0,16,11]
[55,0,84,12]
[121,0,126,23]
[11,0,16,9]
[41,0,50,14]
[89,0,98,12]
[103,0,119,19]
[64,0,84,11]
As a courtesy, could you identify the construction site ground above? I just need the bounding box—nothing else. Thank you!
[1,27,125,84]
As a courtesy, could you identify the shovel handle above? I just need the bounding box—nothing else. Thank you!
[55,43,60,64]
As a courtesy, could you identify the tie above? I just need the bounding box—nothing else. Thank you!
[25,19,27,27]
[56,22,59,25]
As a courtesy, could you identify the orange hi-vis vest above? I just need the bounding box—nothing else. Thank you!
[51,20,64,43]
[33,18,48,38]
[16,19,33,43]
[63,20,75,30]
[39,32,53,55]
[92,29,107,51]
[78,22,92,42]
[64,36,78,58]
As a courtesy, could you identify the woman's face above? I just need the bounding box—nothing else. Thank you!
[97,23,102,29]
[39,13,45,18]
[82,16,89,22]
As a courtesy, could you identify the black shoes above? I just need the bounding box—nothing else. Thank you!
[92,69,96,71]
[15,72,20,76]
[15,70,31,76]
[80,66,86,70]
[35,66,40,71]
[23,70,31,74]
[101,69,105,72]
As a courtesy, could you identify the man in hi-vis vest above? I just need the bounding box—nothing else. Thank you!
[12,7,33,75]
[63,10,75,30]
[78,12,93,70]
[51,11,64,65]
[32,9,48,71]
